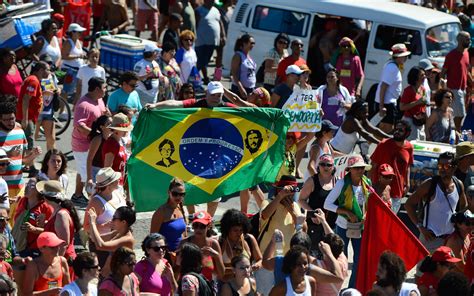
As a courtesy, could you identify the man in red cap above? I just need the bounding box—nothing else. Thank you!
[373,163,395,207]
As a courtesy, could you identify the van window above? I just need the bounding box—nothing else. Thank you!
[374,25,422,55]
[252,6,310,37]
[426,23,461,58]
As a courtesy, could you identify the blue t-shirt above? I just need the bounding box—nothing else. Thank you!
[107,88,142,124]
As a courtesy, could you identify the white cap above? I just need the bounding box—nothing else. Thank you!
[207,81,224,94]
[285,65,304,75]
[67,23,86,33]
[144,43,161,53]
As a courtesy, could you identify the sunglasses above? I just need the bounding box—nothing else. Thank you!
[171,191,186,197]
[438,163,453,170]
[86,265,100,270]
[0,217,9,223]
[381,175,394,179]
[250,42,255,45]
[192,223,207,229]
[125,261,136,267]
[293,43,304,47]
[278,40,288,45]
[319,163,333,168]
[150,245,168,252]
[183,38,193,42]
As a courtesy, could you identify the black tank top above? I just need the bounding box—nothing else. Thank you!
[92,137,105,168]
[306,174,337,227]
[226,280,257,296]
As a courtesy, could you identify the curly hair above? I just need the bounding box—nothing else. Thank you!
[0,98,17,115]
[282,245,309,275]
[377,251,407,292]
[220,209,251,239]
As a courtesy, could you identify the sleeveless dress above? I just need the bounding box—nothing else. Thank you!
[38,36,61,66]
[33,258,64,292]
[159,217,186,251]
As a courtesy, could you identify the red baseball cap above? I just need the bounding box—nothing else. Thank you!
[52,13,65,22]
[192,211,212,226]
[379,164,395,176]
[37,232,65,249]
[432,246,461,263]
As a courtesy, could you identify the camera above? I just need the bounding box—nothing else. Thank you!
[290,186,300,192]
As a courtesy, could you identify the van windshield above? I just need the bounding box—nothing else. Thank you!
[426,23,461,58]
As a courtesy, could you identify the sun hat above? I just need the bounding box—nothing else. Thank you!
[95,167,121,187]
[192,211,212,225]
[109,113,133,132]
[455,142,474,160]
[144,43,161,53]
[418,59,434,71]
[432,246,462,263]
[286,65,304,76]
[207,81,224,94]
[67,23,86,33]
[299,64,312,74]
[319,154,334,164]
[379,163,395,176]
[346,155,371,170]
[390,43,411,58]
[37,232,65,249]
[36,180,68,201]
[0,149,10,163]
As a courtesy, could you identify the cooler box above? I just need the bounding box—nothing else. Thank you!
[100,34,155,74]
[409,140,455,191]
[0,9,51,51]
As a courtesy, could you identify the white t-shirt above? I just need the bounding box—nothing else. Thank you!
[134,59,161,104]
[324,179,364,229]
[176,48,198,83]
[76,65,106,98]
[0,178,9,209]
[375,62,402,105]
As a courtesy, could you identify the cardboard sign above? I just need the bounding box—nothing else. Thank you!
[282,88,322,132]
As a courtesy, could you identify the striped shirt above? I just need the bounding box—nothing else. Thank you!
[0,125,27,190]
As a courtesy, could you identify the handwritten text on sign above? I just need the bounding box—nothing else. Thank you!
[281,88,322,132]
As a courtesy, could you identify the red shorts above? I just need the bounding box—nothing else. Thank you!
[136,9,159,31]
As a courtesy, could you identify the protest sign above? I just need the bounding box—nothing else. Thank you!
[281,88,322,132]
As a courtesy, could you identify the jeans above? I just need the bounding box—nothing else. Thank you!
[336,225,361,288]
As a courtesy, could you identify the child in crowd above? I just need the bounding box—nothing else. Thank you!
[373,164,395,207]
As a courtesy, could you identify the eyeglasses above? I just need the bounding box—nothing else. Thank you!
[438,163,453,170]
[150,245,168,252]
[171,191,186,197]
[0,217,9,223]
[192,223,207,229]
[319,163,333,168]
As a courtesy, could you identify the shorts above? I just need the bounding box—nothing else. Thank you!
[136,9,159,32]
[39,112,54,121]
[73,151,88,183]
[451,88,467,118]
[61,66,79,95]
[377,103,399,125]
[196,45,217,69]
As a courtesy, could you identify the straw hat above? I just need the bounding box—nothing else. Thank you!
[390,43,411,58]
[346,155,371,170]
[36,180,68,201]
[456,142,474,160]
[109,113,133,132]
[96,167,121,187]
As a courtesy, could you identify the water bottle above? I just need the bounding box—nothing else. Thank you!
[274,229,284,256]
[449,129,456,145]
[468,129,473,142]
[462,130,467,142]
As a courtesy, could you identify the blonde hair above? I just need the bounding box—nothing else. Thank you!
[179,30,195,46]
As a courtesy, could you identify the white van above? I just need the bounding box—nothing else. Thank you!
[223,0,461,100]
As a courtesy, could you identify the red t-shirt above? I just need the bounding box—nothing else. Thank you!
[17,75,43,122]
[0,261,13,279]
[102,138,128,184]
[416,272,439,291]
[0,66,23,98]
[400,85,426,118]
[14,197,54,250]
[276,56,307,83]
[335,54,364,96]
[370,139,414,199]
[443,49,470,90]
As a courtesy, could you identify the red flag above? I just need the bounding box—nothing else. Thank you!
[355,192,429,294]
[63,0,92,47]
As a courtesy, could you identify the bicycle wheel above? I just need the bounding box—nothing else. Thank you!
[40,96,72,136]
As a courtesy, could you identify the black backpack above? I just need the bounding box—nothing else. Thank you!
[417,175,463,227]
[249,211,276,246]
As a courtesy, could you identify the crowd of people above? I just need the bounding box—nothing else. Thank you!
[0,0,474,295]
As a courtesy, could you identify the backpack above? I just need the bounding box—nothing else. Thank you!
[249,211,276,246]
[186,272,215,296]
[417,175,463,227]
[256,60,265,84]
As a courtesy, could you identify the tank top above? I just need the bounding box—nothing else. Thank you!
[0,66,22,97]
[159,217,187,251]
[429,109,452,143]
[233,51,256,89]
[95,193,127,234]
[226,279,257,296]
[425,184,459,236]
[33,258,64,292]
[38,36,61,66]
[44,209,76,260]
[61,282,98,296]
[92,137,105,168]
[62,38,84,69]
[307,174,337,227]
[330,125,359,154]
[221,237,251,265]
[285,275,312,296]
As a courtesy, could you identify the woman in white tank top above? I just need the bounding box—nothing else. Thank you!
[61,23,86,97]
[31,19,61,67]
[60,252,99,296]
[269,246,316,296]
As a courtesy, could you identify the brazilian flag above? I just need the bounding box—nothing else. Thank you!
[128,107,290,212]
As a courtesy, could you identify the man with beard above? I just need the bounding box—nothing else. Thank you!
[370,120,414,213]
[441,31,471,132]
[245,129,263,154]
[0,96,42,214]
[406,152,467,253]
[373,251,420,296]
